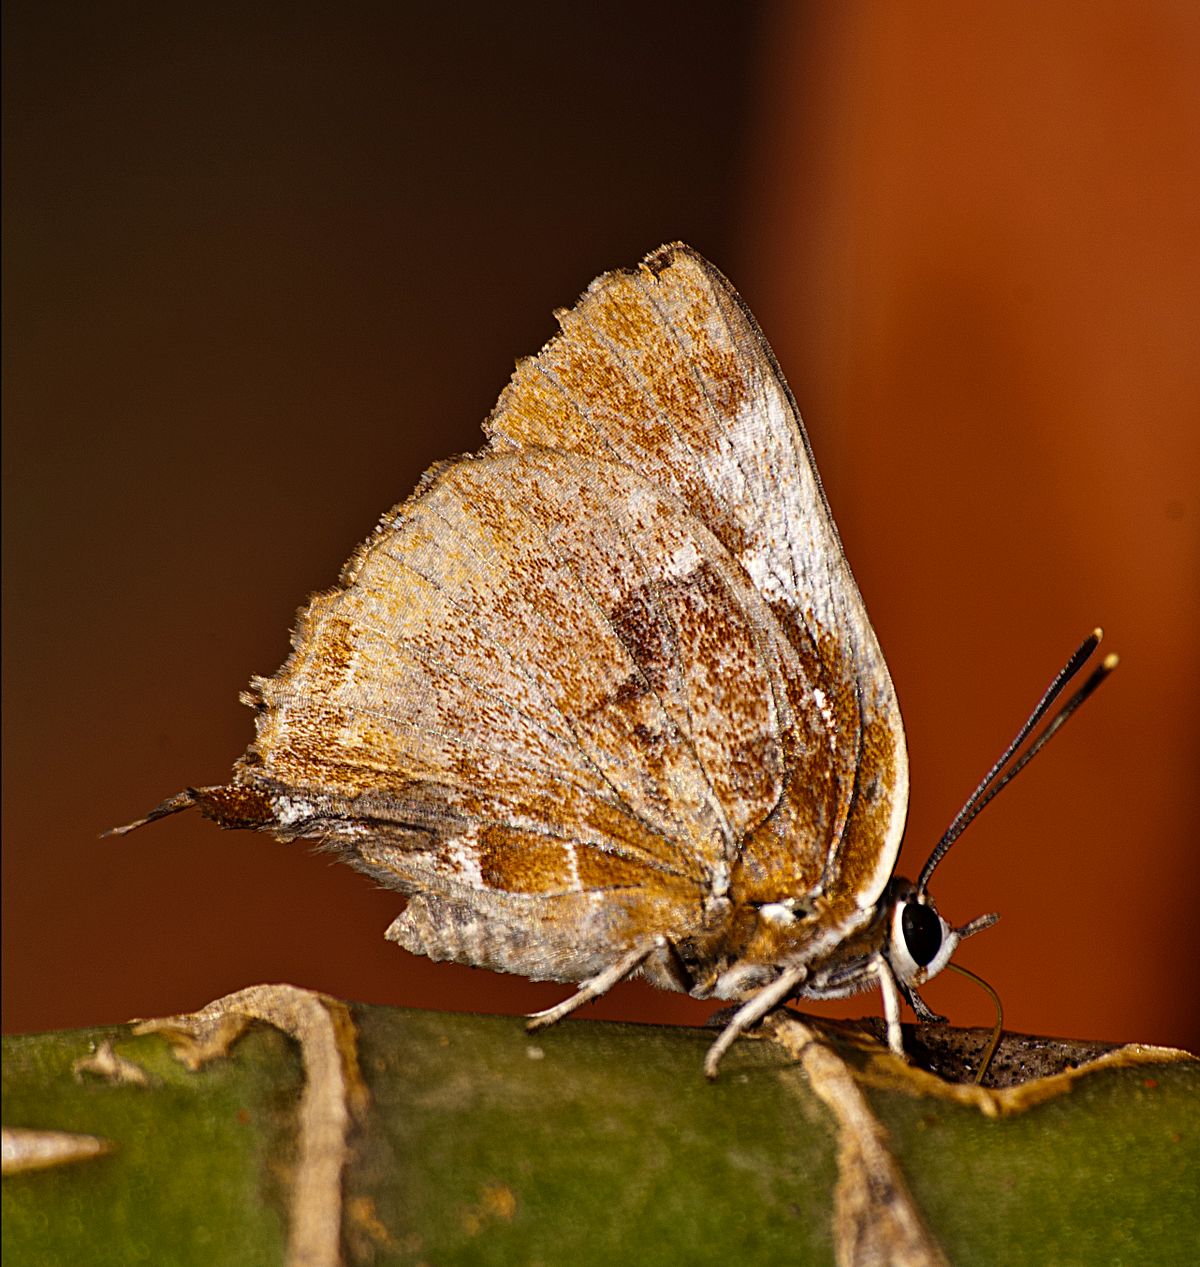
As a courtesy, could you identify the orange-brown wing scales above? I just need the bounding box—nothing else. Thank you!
[503,451,788,841]
[234,447,826,970]
[482,245,909,931]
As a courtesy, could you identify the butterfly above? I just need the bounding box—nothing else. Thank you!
[113,244,1115,1078]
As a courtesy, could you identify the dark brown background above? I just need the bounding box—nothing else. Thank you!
[5,3,1198,1052]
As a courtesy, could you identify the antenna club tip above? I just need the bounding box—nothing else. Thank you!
[1101,652,1120,670]
[1090,626,1104,643]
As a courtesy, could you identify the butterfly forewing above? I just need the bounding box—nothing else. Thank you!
[484,246,908,930]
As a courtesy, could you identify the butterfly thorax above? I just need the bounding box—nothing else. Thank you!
[707,892,888,1001]
[627,868,885,1005]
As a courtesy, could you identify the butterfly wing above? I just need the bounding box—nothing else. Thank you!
[225,443,796,982]
[177,244,906,985]
[484,245,908,940]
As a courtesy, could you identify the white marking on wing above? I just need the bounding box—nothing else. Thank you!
[563,840,582,892]
[663,540,701,580]
[273,796,316,827]
[445,833,485,887]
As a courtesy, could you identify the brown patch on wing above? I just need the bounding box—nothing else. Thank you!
[191,783,278,829]
[503,449,787,842]
[733,620,902,938]
[825,699,902,922]
[485,246,756,572]
[475,827,579,894]
[486,244,908,915]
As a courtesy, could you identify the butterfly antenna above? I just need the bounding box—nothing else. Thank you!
[918,629,1118,894]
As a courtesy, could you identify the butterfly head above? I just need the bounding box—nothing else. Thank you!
[882,876,998,993]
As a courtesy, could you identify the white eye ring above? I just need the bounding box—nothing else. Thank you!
[888,900,959,985]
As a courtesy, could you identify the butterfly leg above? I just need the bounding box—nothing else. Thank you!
[702,964,809,1080]
[874,956,905,1057]
[526,940,663,1032]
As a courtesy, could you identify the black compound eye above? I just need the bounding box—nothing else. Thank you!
[901,902,942,967]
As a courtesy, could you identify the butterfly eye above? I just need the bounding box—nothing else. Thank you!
[901,902,943,967]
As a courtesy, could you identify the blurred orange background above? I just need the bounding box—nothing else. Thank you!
[5,3,1198,1053]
